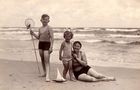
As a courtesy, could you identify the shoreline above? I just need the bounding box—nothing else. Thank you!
[1,57,140,70]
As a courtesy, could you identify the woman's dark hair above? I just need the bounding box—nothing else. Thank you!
[73,41,82,48]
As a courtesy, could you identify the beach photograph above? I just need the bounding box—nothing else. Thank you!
[0,0,140,90]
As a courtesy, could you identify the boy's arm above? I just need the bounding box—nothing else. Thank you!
[49,28,54,53]
[30,30,39,39]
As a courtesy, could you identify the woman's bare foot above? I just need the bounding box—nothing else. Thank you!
[99,77,116,81]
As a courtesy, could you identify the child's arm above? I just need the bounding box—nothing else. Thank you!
[30,30,39,39]
[49,28,54,53]
[59,42,64,61]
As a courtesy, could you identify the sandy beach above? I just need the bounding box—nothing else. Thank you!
[1,0,140,89]
[0,59,140,90]
[1,28,140,90]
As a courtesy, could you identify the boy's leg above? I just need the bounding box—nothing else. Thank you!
[44,50,50,81]
[39,49,46,76]
[62,61,69,79]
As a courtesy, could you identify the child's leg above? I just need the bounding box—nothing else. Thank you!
[62,61,69,79]
[68,60,75,81]
[39,49,46,76]
[44,50,50,81]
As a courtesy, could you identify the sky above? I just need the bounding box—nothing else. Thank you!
[0,0,140,27]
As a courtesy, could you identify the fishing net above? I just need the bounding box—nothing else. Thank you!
[25,18,35,29]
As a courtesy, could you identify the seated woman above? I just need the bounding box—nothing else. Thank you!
[72,41,116,82]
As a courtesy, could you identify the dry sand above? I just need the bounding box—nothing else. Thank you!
[0,59,140,90]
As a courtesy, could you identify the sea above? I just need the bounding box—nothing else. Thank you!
[0,27,140,69]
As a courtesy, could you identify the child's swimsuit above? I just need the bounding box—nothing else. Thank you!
[38,26,51,50]
[39,42,50,50]
[62,41,72,63]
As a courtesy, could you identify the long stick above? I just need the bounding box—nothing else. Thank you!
[29,28,41,75]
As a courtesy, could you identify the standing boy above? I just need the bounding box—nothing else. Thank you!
[30,14,54,82]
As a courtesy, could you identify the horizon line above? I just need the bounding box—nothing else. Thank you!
[1,26,140,29]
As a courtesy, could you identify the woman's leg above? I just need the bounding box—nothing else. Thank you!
[39,49,46,76]
[44,50,50,81]
[78,73,99,82]
[87,68,105,79]
[87,68,115,81]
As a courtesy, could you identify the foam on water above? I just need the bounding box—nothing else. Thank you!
[108,34,140,38]
[0,27,22,31]
[83,39,101,43]
[115,41,129,44]
[84,39,129,44]
[106,28,138,32]
[0,31,29,35]
[74,33,95,37]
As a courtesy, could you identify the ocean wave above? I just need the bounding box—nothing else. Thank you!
[108,34,140,38]
[0,36,31,40]
[128,41,140,45]
[115,41,128,44]
[0,27,23,31]
[83,39,140,45]
[74,33,95,37]
[106,28,137,32]
[83,39,101,43]
[84,39,116,44]
[0,31,29,35]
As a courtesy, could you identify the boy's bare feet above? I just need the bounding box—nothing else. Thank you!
[45,78,51,82]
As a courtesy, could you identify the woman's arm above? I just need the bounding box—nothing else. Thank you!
[75,52,87,66]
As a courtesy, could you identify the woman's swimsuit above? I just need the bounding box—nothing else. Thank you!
[72,51,91,79]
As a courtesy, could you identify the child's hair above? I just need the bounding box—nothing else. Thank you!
[41,14,50,19]
[73,41,82,48]
[63,30,73,39]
